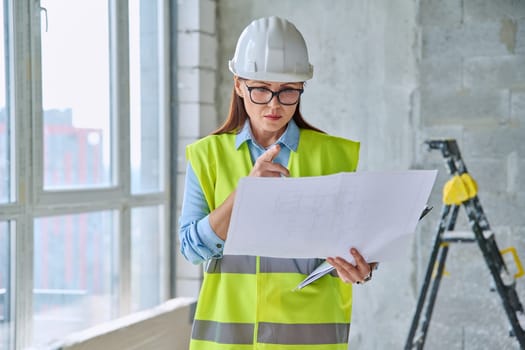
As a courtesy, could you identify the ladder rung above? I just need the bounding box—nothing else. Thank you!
[442,230,493,242]
[442,230,475,242]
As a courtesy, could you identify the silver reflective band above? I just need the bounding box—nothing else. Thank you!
[258,322,350,344]
[259,257,323,274]
[206,256,332,275]
[205,255,256,274]
[192,320,254,344]
[192,320,350,345]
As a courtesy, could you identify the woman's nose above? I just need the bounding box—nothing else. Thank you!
[267,93,281,107]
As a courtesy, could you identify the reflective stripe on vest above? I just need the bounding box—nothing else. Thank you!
[258,322,350,344]
[260,256,339,276]
[260,257,320,274]
[205,255,256,274]
[192,320,350,345]
[192,320,254,344]
[205,255,339,276]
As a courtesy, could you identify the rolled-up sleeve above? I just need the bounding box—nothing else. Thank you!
[178,163,225,265]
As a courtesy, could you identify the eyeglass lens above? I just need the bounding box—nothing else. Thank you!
[247,85,302,105]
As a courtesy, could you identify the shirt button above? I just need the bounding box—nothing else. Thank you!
[216,243,222,248]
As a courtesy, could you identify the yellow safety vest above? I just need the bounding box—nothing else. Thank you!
[186,128,360,350]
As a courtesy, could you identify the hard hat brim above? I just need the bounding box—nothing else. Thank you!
[229,60,313,83]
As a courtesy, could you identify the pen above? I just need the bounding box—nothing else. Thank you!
[419,206,433,220]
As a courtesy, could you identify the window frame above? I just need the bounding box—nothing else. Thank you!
[1,0,173,348]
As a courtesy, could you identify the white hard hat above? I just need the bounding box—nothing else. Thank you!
[229,16,313,82]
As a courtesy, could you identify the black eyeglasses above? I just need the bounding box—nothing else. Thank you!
[244,81,304,105]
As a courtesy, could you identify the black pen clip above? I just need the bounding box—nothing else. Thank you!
[419,206,433,221]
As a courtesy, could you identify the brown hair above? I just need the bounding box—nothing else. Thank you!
[211,87,325,135]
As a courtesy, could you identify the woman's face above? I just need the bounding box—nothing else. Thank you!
[234,78,303,146]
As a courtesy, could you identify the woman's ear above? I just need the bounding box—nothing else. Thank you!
[234,76,244,98]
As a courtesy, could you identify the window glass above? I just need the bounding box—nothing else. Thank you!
[0,222,12,349]
[33,211,116,346]
[131,205,163,311]
[0,1,10,203]
[129,0,165,194]
[40,0,111,190]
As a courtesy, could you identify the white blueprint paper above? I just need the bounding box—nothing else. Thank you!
[223,170,438,264]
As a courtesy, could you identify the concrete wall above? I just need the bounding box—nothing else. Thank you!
[217,0,418,173]
[175,0,218,299]
[174,0,525,349]
[414,0,525,349]
[216,1,419,349]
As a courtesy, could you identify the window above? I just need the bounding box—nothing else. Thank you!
[0,0,13,346]
[40,0,111,190]
[131,206,164,312]
[0,0,10,204]
[0,222,13,350]
[33,212,116,346]
[1,1,172,348]
[129,0,165,194]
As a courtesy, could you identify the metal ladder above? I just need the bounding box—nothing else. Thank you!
[405,139,525,349]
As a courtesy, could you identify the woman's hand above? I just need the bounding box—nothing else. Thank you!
[249,144,290,177]
[209,144,290,240]
[326,248,376,284]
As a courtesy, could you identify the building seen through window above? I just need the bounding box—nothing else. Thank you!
[43,109,105,188]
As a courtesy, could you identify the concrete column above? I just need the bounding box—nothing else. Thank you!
[175,0,218,298]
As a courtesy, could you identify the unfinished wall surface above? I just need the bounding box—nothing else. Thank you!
[414,0,525,349]
[175,0,218,299]
[172,0,525,349]
[217,1,418,168]
[216,1,419,349]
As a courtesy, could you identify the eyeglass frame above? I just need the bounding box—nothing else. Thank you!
[243,81,304,106]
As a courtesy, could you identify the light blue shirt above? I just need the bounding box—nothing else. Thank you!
[179,119,300,264]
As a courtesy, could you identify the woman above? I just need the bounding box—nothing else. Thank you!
[179,16,374,350]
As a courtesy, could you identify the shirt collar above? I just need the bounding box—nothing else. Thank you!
[235,119,299,152]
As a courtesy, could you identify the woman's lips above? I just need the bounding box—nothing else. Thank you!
[264,114,281,120]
